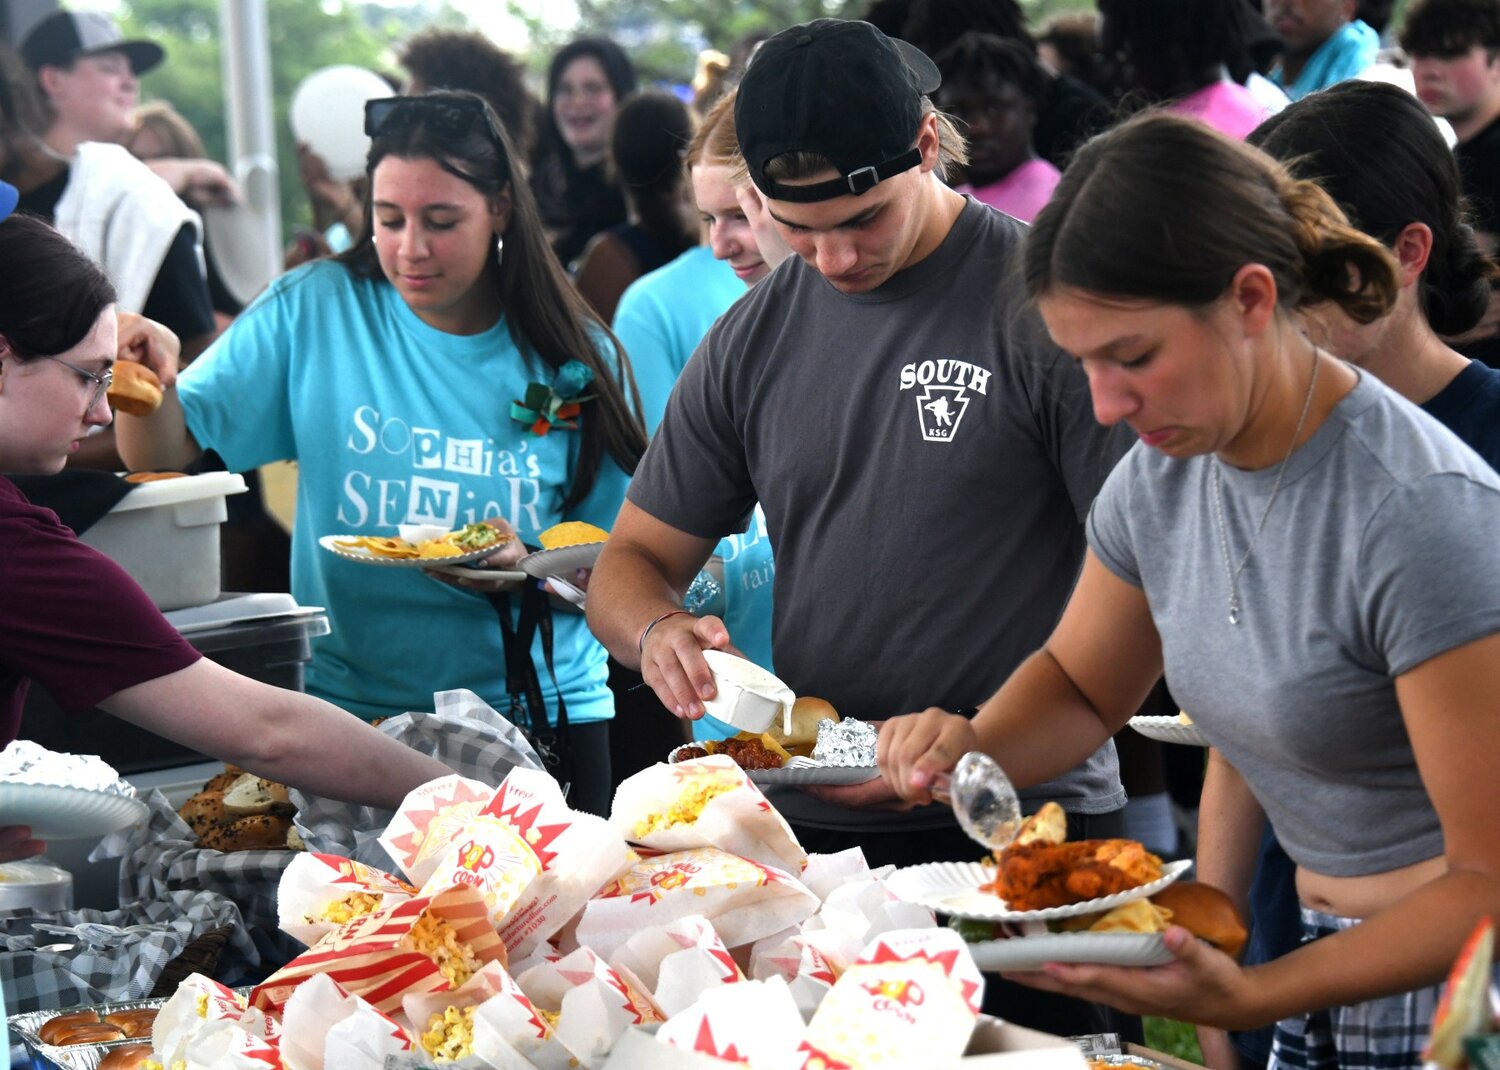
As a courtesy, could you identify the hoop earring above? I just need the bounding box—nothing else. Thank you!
[371,233,378,247]
[495,234,505,265]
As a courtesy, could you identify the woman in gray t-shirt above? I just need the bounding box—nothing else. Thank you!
[879,113,1500,1068]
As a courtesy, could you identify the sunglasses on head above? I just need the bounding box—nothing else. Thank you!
[364,95,492,142]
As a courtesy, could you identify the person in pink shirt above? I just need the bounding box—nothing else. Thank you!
[934,33,1060,223]
[1100,0,1277,140]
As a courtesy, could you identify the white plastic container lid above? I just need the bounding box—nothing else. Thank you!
[111,471,247,512]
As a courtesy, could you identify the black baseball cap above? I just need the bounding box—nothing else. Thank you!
[735,19,941,204]
[21,11,164,76]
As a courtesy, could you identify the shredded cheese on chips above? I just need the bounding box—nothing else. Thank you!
[633,780,737,837]
[420,1006,477,1061]
[404,911,480,988]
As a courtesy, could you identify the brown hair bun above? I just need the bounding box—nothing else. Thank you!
[107,360,163,417]
[1151,881,1248,959]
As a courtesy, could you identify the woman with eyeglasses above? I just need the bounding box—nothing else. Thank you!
[117,93,647,816]
[0,193,453,865]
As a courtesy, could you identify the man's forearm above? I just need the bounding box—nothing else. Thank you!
[586,540,693,670]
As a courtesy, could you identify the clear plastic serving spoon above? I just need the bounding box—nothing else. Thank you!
[930,751,1024,851]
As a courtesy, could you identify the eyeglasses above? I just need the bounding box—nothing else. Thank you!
[41,354,112,411]
[365,95,490,142]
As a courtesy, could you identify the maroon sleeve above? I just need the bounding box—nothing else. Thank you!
[0,483,201,729]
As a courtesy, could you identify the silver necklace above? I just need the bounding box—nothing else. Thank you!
[1210,349,1321,625]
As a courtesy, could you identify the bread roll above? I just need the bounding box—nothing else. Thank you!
[103,1008,158,1037]
[99,1044,155,1070]
[1151,881,1248,959]
[222,774,279,816]
[177,790,226,837]
[201,768,242,794]
[106,360,163,416]
[770,696,839,757]
[203,813,293,852]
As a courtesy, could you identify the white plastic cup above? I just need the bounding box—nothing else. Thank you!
[700,650,795,734]
[289,65,392,181]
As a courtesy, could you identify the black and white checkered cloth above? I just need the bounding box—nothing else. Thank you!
[95,789,302,969]
[293,689,544,874]
[0,887,251,1014]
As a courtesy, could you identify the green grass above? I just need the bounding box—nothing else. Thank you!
[1143,1018,1204,1065]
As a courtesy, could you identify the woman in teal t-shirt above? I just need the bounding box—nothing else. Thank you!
[118,93,646,815]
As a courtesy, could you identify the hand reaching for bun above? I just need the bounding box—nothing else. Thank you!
[115,311,180,390]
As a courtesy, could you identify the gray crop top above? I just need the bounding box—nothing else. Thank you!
[1087,370,1500,876]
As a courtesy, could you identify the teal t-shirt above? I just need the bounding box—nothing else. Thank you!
[178,261,629,722]
[614,246,743,434]
[612,246,777,743]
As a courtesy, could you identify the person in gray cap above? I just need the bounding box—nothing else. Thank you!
[20,9,162,156]
[3,30,214,467]
[587,18,1140,1037]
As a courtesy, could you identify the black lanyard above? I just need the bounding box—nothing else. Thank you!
[487,580,573,794]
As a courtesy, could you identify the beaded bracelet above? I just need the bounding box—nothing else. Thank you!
[638,609,693,654]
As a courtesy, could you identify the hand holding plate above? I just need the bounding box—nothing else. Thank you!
[1003,924,1261,1030]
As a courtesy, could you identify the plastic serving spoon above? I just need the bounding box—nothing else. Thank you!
[930,751,1024,852]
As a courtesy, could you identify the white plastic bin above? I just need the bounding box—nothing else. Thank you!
[78,472,248,610]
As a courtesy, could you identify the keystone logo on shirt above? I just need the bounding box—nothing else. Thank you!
[898,359,991,443]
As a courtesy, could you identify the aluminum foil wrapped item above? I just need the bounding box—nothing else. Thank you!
[0,739,134,795]
[811,718,878,767]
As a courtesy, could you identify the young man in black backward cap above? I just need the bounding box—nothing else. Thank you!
[588,18,1143,1038]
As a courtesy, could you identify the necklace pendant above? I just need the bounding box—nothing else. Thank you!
[1228,605,1240,625]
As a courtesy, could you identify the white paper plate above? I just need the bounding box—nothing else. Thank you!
[665,745,878,786]
[748,766,880,786]
[422,564,530,587]
[966,931,1173,971]
[518,542,605,579]
[886,858,1193,922]
[318,534,510,568]
[0,784,147,840]
[1128,716,1210,747]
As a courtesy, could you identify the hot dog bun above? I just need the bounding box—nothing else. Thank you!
[1151,881,1248,959]
[38,1011,101,1045]
[107,360,162,416]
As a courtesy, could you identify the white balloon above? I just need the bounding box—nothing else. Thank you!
[290,65,392,182]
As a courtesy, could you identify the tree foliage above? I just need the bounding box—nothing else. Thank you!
[119,0,448,239]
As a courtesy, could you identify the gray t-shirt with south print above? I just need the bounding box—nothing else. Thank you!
[628,197,1128,831]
